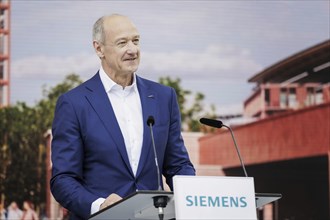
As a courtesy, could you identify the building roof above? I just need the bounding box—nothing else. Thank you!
[248,40,330,84]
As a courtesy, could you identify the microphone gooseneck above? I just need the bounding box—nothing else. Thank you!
[146,115,161,190]
[146,116,169,220]
[199,117,249,177]
[221,124,249,177]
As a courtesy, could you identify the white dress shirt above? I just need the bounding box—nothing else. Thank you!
[91,67,144,214]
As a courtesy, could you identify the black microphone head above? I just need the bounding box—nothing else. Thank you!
[199,117,223,128]
[147,116,155,126]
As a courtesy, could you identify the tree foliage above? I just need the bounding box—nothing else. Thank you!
[0,74,82,211]
[0,103,45,209]
[159,76,216,131]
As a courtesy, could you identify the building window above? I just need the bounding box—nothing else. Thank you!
[0,62,3,79]
[0,35,4,54]
[280,88,287,108]
[288,88,297,108]
[264,88,270,106]
[280,87,297,108]
[315,87,324,105]
[306,87,315,106]
[306,87,323,106]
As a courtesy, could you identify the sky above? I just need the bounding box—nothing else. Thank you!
[10,0,330,115]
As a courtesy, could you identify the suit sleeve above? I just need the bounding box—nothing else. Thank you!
[50,94,98,219]
[162,88,196,189]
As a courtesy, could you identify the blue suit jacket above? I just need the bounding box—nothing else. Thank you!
[50,73,195,219]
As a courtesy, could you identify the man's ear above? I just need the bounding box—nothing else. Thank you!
[93,40,104,58]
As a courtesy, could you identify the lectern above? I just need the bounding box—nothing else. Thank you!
[89,176,281,220]
[89,191,175,220]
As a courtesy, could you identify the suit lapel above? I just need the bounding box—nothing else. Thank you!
[84,73,134,176]
[136,76,157,177]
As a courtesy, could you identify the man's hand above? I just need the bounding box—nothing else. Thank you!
[99,193,123,210]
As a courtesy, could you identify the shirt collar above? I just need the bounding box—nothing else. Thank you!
[99,66,138,93]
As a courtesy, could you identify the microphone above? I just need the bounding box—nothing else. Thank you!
[146,116,161,190]
[199,118,249,177]
[200,117,223,128]
[147,115,155,126]
[146,116,168,220]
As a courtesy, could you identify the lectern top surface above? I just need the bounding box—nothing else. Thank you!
[89,190,174,220]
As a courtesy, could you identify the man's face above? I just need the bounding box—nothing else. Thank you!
[99,16,140,77]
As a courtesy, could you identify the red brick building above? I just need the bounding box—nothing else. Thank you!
[245,40,330,119]
[199,40,330,219]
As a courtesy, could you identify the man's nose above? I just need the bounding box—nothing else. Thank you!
[126,41,138,54]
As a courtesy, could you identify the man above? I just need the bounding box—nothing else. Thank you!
[50,14,195,220]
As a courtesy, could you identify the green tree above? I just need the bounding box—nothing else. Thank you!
[159,76,216,131]
[0,73,82,211]
[0,103,41,208]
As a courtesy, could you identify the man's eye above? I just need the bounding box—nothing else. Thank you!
[117,41,127,46]
[133,39,140,45]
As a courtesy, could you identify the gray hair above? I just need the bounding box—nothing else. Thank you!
[93,14,128,44]
[93,16,106,44]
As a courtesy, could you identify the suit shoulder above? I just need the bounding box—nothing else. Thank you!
[54,73,101,108]
[137,76,173,92]
[60,73,98,97]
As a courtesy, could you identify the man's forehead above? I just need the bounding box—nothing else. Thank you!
[104,16,139,37]
[104,15,137,30]
[108,29,140,42]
